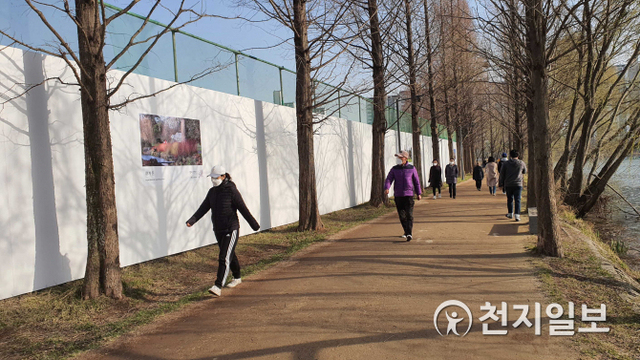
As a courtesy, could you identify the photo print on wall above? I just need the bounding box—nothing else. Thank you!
[139,113,203,167]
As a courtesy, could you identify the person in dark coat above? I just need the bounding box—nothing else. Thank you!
[473,161,484,191]
[428,159,443,200]
[497,152,508,194]
[384,150,422,241]
[186,165,260,296]
[499,150,527,221]
[444,158,459,199]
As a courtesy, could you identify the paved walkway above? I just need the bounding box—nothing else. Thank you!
[80,181,577,360]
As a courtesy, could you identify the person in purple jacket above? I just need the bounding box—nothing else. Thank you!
[384,150,422,241]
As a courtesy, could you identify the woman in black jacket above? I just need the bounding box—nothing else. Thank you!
[473,161,484,191]
[186,165,260,296]
[428,159,443,199]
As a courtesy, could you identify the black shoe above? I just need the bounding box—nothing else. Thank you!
[406,235,412,242]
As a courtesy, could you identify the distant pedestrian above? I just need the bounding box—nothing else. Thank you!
[186,165,260,296]
[428,159,443,199]
[499,150,527,221]
[445,158,459,199]
[385,151,422,241]
[482,159,487,168]
[485,156,498,196]
[473,161,484,191]
[498,152,508,194]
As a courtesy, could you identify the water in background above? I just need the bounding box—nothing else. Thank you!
[607,157,640,255]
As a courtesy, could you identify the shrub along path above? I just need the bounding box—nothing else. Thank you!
[78,181,578,360]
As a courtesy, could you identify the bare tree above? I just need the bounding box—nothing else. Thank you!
[562,0,640,216]
[250,0,358,230]
[0,0,214,299]
[523,0,563,257]
[338,0,399,207]
[365,0,392,207]
[423,0,441,164]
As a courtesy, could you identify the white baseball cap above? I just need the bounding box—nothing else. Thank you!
[207,165,226,178]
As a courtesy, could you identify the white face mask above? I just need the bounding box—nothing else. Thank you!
[211,177,223,187]
[396,158,404,165]
[433,163,438,166]
[450,162,455,165]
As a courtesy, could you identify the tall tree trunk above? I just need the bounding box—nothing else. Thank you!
[423,0,440,164]
[553,47,583,188]
[444,88,454,159]
[368,0,389,207]
[525,0,562,257]
[77,0,122,299]
[566,108,594,204]
[404,0,424,188]
[513,74,523,151]
[526,87,537,209]
[293,0,324,231]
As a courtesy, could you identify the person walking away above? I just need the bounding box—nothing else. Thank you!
[485,156,498,196]
[497,152,508,194]
[186,165,260,296]
[385,151,422,241]
[445,158,459,199]
[428,159,443,199]
[473,161,484,191]
[499,150,527,221]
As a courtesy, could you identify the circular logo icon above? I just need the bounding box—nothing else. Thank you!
[434,300,473,337]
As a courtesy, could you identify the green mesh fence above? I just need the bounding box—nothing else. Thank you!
[0,0,454,141]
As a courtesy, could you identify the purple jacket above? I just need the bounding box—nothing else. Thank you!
[385,163,422,197]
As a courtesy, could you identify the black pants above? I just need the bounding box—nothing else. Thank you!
[475,179,482,190]
[395,196,415,236]
[432,186,441,196]
[448,183,457,198]
[214,229,240,288]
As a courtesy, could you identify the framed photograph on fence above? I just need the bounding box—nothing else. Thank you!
[139,113,202,167]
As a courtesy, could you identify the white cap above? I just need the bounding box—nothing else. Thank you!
[207,165,226,178]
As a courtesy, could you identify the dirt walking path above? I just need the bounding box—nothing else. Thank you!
[78,181,577,360]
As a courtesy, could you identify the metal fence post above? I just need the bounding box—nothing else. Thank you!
[235,53,240,96]
[279,67,284,105]
[396,98,402,152]
[171,30,179,82]
[337,89,341,119]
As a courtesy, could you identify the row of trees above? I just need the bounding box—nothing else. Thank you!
[2,0,638,299]
[476,0,640,256]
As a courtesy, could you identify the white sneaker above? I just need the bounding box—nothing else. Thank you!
[438,194,441,198]
[505,213,513,219]
[226,278,242,288]
[406,235,412,242]
[433,195,437,200]
[515,214,521,221]
[401,235,407,239]
[493,193,496,196]
[208,285,221,296]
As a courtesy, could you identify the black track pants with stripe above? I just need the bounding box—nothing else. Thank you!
[214,229,240,288]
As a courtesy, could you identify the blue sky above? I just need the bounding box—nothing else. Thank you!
[107,0,297,70]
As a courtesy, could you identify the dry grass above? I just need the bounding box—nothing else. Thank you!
[530,208,640,360]
[0,202,395,360]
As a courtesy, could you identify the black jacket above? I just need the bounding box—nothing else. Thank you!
[473,165,484,181]
[187,179,260,233]
[428,165,442,187]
